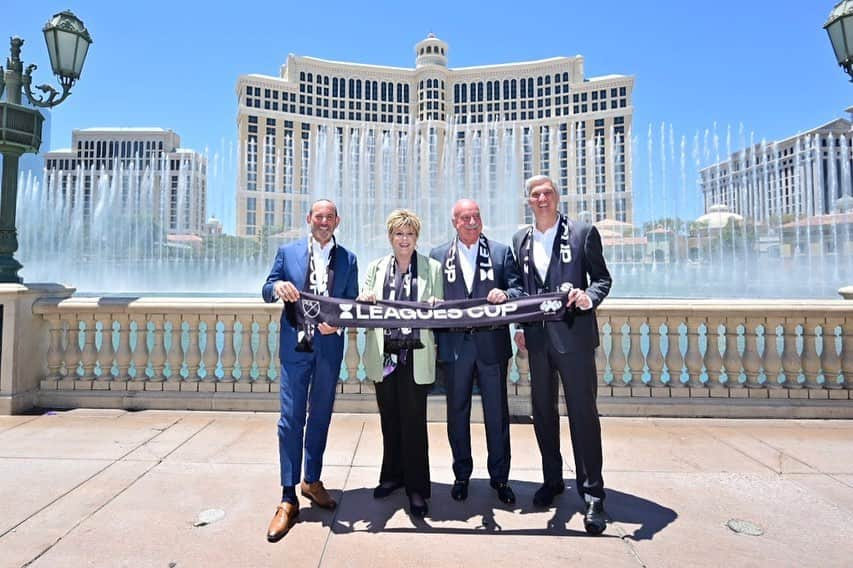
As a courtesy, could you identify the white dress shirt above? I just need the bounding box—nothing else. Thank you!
[456,239,479,293]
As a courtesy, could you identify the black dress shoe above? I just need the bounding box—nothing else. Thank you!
[373,481,403,499]
[532,481,565,508]
[450,479,469,501]
[583,497,606,535]
[409,494,429,518]
[490,481,516,505]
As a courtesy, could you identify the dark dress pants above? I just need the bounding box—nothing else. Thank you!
[528,338,605,501]
[445,335,511,483]
[374,354,431,498]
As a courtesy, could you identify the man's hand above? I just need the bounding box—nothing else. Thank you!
[486,288,508,304]
[514,330,526,351]
[317,322,339,335]
[567,288,592,310]
[274,280,301,303]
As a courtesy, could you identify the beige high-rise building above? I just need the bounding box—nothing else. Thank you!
[699,116,853,222]
[44,128,207,235]
[235,35,634,247]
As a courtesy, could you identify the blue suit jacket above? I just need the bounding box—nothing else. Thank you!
[262,237,359,362]
[429,238,523,364]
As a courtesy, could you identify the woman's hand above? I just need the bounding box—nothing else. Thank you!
[356,292,377,304]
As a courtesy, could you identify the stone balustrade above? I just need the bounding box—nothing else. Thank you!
[31,296,853,417]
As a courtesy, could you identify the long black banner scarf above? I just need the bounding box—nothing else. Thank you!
[291,290,568,333]
[292,236,337,352]
[382,254,423,353]
[442,234,494,299]
[521,214,573,295]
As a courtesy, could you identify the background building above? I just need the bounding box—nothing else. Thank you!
[44,128,207,235]
[699,115,853,222]
[235,34,634,249]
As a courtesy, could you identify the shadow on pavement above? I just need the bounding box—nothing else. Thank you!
[321,480,676,539]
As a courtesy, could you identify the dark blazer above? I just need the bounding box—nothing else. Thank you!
[429,238,523,365]
[511,220,611,353]
[262,237,359,361]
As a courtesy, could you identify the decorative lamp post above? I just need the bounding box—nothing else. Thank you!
[825,0,853,81]
[0,11,92,283]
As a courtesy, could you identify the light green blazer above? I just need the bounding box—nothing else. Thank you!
[362,252,444,384]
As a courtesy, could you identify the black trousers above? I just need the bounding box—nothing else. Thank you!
[445,336,511,483]
[374,354,431,498]
[528,342,605,501]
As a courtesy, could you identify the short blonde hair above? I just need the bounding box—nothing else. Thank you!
[386,208,422,238]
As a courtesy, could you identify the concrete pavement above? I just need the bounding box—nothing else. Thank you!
[1,410,852,567]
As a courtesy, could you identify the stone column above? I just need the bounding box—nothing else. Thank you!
[0,283,75,414]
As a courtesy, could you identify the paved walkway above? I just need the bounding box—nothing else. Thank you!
[1,410,852,567]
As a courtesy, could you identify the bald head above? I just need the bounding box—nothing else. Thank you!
[451,198,483,246]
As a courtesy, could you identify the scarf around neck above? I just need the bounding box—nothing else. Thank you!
[442,234,494,299]
[521,213,574,295]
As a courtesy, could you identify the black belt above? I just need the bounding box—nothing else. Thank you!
[447,325,504,334]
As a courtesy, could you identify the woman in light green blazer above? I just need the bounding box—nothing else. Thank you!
[357,209,443,519]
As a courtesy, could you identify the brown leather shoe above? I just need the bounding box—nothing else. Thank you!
[266,502,299,542]
[300,480,337,510]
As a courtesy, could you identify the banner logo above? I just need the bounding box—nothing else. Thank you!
[338,304,354,320]
[539,299,562,314]
[301,299,321,319]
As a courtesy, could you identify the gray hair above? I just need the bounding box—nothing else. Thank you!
[524,174,558,196]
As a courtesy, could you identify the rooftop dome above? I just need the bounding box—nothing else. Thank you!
[695,204,743,229]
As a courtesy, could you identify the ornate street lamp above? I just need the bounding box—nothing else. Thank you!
[0,11,92,283]
[825,0,853,81]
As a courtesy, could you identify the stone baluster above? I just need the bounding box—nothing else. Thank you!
[683,318,704,388]
[267,321,280,380]
[821,319,842,388]
[800,319,822,389]
[130,318,149,381]
[220,316,237,382]
[148,315,167,382]
[594,345,607,385]
[184,316,203,381]
[254,314,272,384]
[609,317,628,386]
[344,328,360,385]
[644,316,665,387]
[703,319,724,387]
[165,318,184,382]
[99,318,116,380]
[741,318,763,388]
[626,317,646,385]
[79,315,98,380]
[841,319,852,389]
[114,315,132,381]
[64,317,82,380]
[762,318,784,388]
[201,315,219,381]
[515,344,530,394]
[665,317,684,387]
[721,319,744,388]
[45,314,65,380]
[235,319,254,382]
[781,320,803,388]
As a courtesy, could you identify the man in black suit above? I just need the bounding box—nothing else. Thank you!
[512,175,612,535]
[430,199,523,505]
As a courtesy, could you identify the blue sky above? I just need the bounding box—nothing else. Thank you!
[3,0,849,227]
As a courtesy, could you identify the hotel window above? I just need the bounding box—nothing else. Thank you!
[264,198,276,227]
[246,197,257,235]
[595,198,606,221]
[246,134,258,191]
[594,121,606,194]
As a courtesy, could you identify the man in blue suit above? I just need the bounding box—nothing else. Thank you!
[262,199,358,543]
[430,199,523,505]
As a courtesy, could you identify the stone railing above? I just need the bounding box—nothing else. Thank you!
[26,295,853,418]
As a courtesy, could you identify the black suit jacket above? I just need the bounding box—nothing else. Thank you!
[511,220,611,353]
[429,238,523,364]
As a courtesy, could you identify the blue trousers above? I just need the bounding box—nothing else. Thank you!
[277,341,342,487]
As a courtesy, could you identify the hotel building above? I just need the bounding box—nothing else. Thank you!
[699,116,853,222]
[235,35,634,243]
[44,128,207,234]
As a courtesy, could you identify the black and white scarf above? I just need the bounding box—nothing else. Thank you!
[442,234,495,299]
[294,236,337,352]
[521,213,573,295]
[382,254,423,375]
